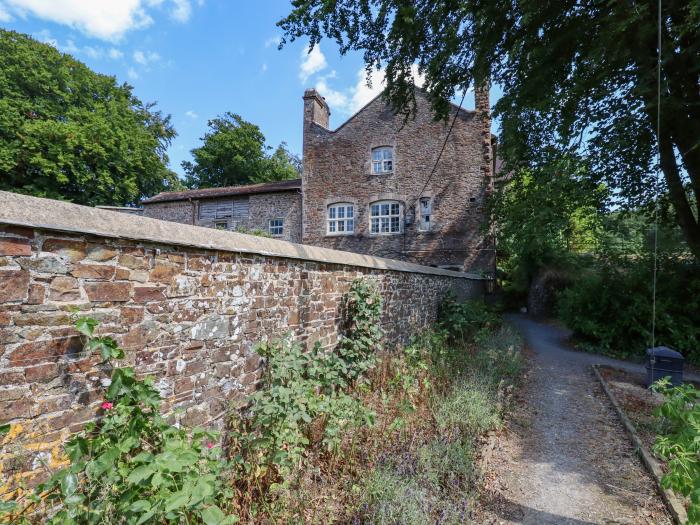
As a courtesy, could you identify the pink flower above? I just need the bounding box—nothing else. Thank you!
[101,401,113,410]
[206,442,214,449]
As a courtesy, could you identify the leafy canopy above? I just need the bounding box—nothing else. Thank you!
[0,29,181,206]
[491,158,606,290]
[183,113,301,188]
[279,0,700,259]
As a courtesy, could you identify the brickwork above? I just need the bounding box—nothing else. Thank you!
[0,194,482,491]
[302,88,495,273]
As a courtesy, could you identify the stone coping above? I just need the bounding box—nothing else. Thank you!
[0,191,485,280]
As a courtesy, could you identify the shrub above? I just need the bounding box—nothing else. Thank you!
[438,294,500,344]
[0,317,236,525]
[558,256,700,363]
[653,380,700,524]
[229,278,382,508]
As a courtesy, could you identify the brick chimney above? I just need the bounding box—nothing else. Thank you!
[303,89,330,130]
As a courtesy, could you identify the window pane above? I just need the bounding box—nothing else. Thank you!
[383,148,393,160]
[329,207,336,219]
[338,207,345,218]
[346,206,353,218]
[420,198,431,213]
[371,218,379,233]
[381,203,390,215]
[391,216,400,232]
[384,160,392,172]
[371,204,379,216]
[329,221,336,233]
[347,219,354,231]
[338,221,345,232]
[391,202,399,215]
[373,149,382,160]
[381,217,389,232]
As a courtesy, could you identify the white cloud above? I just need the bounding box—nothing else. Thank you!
[127,67,139,80]
[1,0,201,40]
[0,3,13,21]
[185,110,198,119]
[108,48,123,59]
[299,45,327,83]
[3,0,154,40]
[33,30,125,61]
[315,65,426,116]
[264,35,281,48]
[261,63,268,73]
[133,49,160,65]
[170,0,191,22]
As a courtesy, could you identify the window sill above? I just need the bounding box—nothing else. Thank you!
[326,232,355,237]
[369,172,393,176]
[369,232,402,236]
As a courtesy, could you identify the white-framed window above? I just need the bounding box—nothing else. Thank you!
[370,200,402,234]
[371,146,394,174]
[214,221,228,230]
[418,197,432,232]
[268,218,284,236]
[327,203,354,235]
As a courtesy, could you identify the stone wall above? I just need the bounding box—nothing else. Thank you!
[248,191,302,243]
[142,200,194,225]
[0,191,484,492]
[301,88,495,273]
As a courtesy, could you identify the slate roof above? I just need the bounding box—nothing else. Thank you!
[142,178,302,204]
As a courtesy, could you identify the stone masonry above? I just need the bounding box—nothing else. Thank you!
[302,87,495,273]
[0,191,483,492]
[142,180,302,242]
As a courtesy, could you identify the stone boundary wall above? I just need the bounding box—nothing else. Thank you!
[0,191,484,491]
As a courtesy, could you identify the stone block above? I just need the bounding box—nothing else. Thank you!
[191,315,230,340]
[166,275,198,298]
[86,244,118,262]
[9,336,83,366]
[84,282,131,302]
[27,283,46,305]
[0,237,31,256]
[17,256,69,274]
[118,253,149,270]
[49,276,80,301]
[71,263,116,280]
[0,269,30,301]
[133,286,166,303]
[42,239,87,262]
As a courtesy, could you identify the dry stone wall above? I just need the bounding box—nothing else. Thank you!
[0,191,483,492]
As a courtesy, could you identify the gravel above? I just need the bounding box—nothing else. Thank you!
[477,315,673,525]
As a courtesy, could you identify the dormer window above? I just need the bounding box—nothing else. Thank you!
[372,147,393,174]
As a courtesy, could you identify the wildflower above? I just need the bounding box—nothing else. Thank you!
[101,401,114,410]
[206,442,214,449]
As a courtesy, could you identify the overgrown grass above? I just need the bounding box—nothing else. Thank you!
[248,300,525,524]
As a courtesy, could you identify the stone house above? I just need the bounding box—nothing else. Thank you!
[142,179,303,243]
[142,88,494,274]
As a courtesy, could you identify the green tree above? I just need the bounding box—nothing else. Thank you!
[279,0,700,259]
[183,113,300,188]
[0,29,180,206]
[492,158,606,291]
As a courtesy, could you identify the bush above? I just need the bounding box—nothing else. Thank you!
[0,317,236,525]
[558,255,700,363]
[653,380,700,524]
[438,294,500,344]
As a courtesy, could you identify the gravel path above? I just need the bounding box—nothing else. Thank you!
[478,315,673,525]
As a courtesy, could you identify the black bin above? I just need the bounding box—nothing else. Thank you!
[645,346,684,387]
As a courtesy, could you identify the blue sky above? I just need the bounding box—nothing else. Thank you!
[0,0,497,178]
